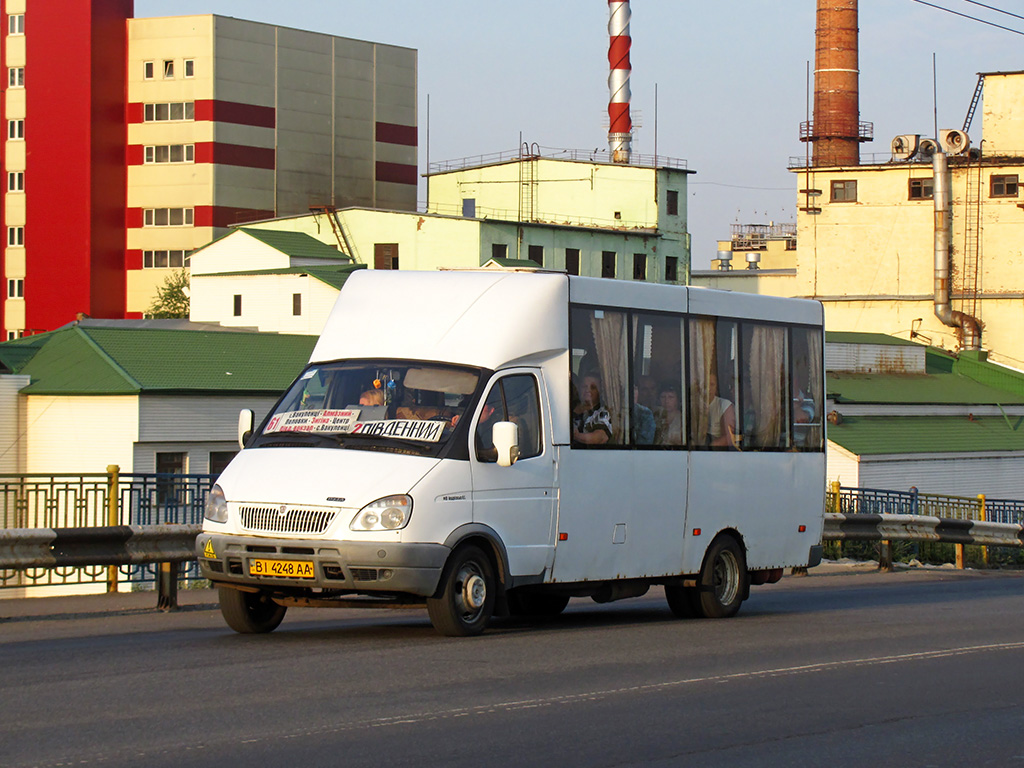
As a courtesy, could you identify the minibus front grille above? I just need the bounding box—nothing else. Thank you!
[238,505,338,534]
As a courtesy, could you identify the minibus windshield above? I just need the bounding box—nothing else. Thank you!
[251,361,483,455]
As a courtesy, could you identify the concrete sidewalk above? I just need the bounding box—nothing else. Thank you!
[0,586,219,621]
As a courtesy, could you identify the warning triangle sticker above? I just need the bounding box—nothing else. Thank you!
[203,539,216,559]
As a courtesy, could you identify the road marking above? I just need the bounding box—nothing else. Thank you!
[27,641,1024,767]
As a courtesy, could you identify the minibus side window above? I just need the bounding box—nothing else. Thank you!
[790,327,824,450]
[740,323,788,450]
[633,313,685,447]
[475,375,543,462]
[570,307,628,446]
[689,317,740,449]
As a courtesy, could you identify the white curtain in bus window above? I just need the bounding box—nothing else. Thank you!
[633,313,685,447]
[590,310,628,444]
[689,317,739,449]
[791,327,823,449]
[742,324,787,449]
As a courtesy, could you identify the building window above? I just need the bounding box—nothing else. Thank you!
[374,243,399,270]
[143,61,154,79]
[155,452,187,505]
[462,198,476,217]
[633,253,647,281]
[786,238,797,251]
[830,180,857,202]
[528,244,544,267]
[233,295,242,317]
[601,251,616,279]
[184,59,195,78]
[143,208,194,227]
[7,172,23,192]
[8,67,24,88]
[7,278,23,298]
[908,178,934,200]
[491,243,508,260]
[143,250,189,269]
[143,102,195,122]
[7,226,23,246]
[7,119,24,140]
[991,174,1019,198]
[665,256,679,283]
[209,451,236,476]
[565,248,580,276]
[6,330,23,340]
[8,14,24,35]
[144,144,195,164]
[667,190,679,216]
[292,293,302,316]
[163,60,174,78]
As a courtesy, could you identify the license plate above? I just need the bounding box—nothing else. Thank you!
[248,558,315,579]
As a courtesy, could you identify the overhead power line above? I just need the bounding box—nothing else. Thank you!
[911,0,1024,35]
[961,0,1024,23]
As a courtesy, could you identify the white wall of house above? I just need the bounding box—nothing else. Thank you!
[826,441,861,488]
[131,440,240,474]
[139,395,279,441]
[0,375,29,473]
[190,272,341,333]
[857,453,1024,499]
[25,396,139,473]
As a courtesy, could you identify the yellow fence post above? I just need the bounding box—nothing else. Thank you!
[106,464,120,593]
[978,494,988,568]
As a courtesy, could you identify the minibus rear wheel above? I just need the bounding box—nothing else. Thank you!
[218,585,287,633]
[427,545,495,637]
[693,535,747,619]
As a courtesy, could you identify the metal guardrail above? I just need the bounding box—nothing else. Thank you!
[0,468,213,596]
[826,485,1024,526]
[823,513,1024,548]
[427,145,688,174]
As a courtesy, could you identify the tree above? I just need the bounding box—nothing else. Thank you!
[147,269,190,318]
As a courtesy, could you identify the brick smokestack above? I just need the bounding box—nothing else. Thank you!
[801,0,871,166]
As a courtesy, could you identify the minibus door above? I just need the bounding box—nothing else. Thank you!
[470,371,557,579]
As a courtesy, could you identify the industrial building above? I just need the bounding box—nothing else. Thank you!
[1,0,416,340]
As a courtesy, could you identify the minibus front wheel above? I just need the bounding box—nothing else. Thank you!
[427,544,496,637]
[218,585,287,634]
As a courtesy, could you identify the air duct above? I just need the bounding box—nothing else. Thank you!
[933,151,981,350]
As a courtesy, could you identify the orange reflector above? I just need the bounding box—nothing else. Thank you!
[692,528,701,536]
[558,532,568,541]
[798,525,807,533]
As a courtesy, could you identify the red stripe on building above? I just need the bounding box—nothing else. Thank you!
[375,161,417,186]
[126,99,275,129]
[125,249,143,270]
[126,144,145,165]
[193,142,275,169]
[194,100,275,128]
[194,206,276,228]
[376,122,417,147]
[126,208,143,229]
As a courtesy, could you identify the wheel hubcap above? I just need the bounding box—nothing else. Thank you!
[462,572,487,611]
[713,551,740,605]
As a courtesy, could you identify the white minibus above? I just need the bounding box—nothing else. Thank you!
[197,269,825,636]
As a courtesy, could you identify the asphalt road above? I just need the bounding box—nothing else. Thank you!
[2,565,1023,768]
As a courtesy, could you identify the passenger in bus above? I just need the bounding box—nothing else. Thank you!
[654,382,684,446]
[631,384,656,445]
[708,393,737,448]
[359,389,385,406]
[572,373,613,445]
[637,375,659,411]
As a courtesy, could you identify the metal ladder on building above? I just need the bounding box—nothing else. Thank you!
[518,142,540,223]
[959,157,983,323]
[962,74,985,133]
[309,205,361,263]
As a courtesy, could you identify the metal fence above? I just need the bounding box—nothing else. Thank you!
[827,484,1024,526]
[0,468,213,591]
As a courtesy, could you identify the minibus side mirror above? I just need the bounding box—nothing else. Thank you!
[493,421,521,467]
[238,409,254,449]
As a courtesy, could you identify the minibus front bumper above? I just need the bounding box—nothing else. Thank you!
[197,532,449,596]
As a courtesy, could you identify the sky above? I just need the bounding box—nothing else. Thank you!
[136,0,1023,268]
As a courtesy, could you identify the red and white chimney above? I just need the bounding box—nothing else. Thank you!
[608,0,632,163]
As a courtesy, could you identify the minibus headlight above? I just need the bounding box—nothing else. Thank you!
[351,495,412,531]
[205,484,229,523]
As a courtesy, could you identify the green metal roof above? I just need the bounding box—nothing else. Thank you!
[200,263,365,290]
[1,326,316,395]
[0,332,53,373]
[486,257,542,268]
[825,331,923,347]
[827,414,1024,455]
[236,228,350,261]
